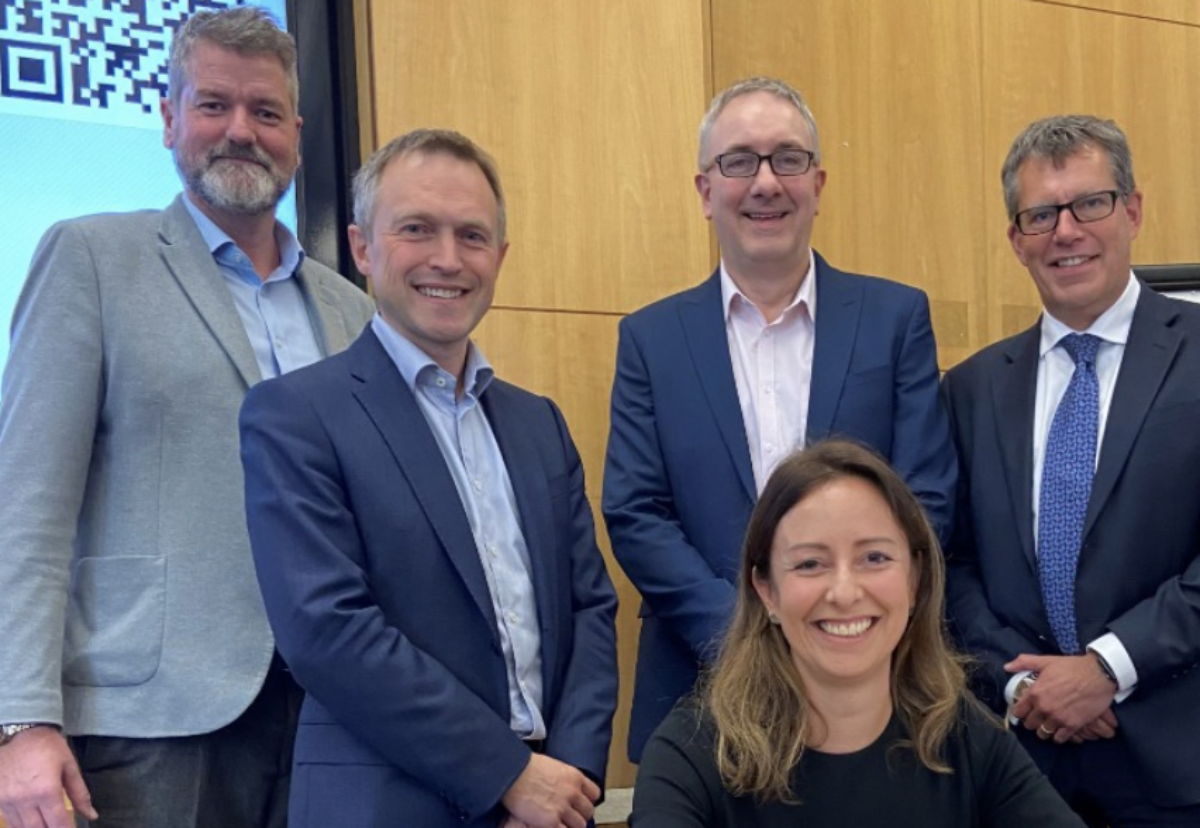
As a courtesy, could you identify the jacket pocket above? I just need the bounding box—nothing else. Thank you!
[64,555,165,686]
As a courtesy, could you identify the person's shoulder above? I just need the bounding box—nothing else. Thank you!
[816,254,926,302]
[944,326,1033,384]
[1138,282,1200,329]
[623,272,720,327]
[43,207,163,242]
[302,257,367,297]
[485,377,566,426]
[945,696,1009,757]
[251,334,366,403]
[650,700,717,753]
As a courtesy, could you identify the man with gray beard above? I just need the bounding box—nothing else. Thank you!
[0,8,373,828]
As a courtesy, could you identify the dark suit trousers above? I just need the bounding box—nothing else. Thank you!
[70,657,303,828]
[1019,729,1200,827]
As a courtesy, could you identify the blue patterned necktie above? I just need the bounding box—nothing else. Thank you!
[1038,333,1101,655]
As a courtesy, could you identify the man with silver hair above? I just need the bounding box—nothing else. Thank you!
[0,7,373,827]
[603,76,955,762]
[945,114,1200,823]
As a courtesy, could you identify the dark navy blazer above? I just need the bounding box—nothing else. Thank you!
[943,284,1200,808]
[241,328,618,827]
[603,252,956,761]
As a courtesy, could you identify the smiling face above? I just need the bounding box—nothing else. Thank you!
[753,476,915,696]
[1008,146,1142,331]
[348,150,508,380]
[695,91,826,283]
[163,40,301,220]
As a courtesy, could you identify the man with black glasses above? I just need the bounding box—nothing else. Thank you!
[944,114,1200,824]
[602,76,956,763]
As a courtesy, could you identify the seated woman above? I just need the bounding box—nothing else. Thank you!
[631,440,1083,827]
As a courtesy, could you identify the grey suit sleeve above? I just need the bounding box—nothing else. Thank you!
[0,221,105,724]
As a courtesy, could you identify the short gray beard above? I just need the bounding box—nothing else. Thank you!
[177,145,292,217]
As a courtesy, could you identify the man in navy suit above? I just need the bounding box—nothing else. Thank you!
[943,114,1200,824]
[240,129,618,828]
[602,77,955,762]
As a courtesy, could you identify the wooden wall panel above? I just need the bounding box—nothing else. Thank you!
[983,0,1200,337]
[710,0,987,367]
[1047,0,1200,26]
[367,0,712,316]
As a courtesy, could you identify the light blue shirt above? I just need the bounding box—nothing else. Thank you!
[370,315,547,739]
[182,196,323,380]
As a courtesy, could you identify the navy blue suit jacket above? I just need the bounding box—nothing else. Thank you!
[602,252,956,760]
[942,284,1200,807]
[240,328,618,827]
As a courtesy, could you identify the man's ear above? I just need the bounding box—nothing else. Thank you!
[161,97,176,149]
[347,224,372,275]
[695,172,714,220]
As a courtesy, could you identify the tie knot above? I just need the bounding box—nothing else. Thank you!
[1060,333,1100,367]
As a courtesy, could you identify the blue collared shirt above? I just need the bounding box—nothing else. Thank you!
[370,315,547,739]
[182,196,323,380]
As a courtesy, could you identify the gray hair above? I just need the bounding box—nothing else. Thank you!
[169,7,298,109]
[1001,114,1136,220]
[698,77,821,170]
[352,129,507,243]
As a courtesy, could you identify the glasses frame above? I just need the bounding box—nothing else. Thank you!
[709,149,816,178]
[1013,190,1122,236]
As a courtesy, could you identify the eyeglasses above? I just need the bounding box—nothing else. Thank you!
[709,149,816,178]
[1013,190,1121,236]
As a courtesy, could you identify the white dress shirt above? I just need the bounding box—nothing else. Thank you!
[721,251,816,493]
[1007,273,1140,706]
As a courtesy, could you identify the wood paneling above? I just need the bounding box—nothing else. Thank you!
[711,0,988,367]
[1041,0,1200,26]
[367,0,712,315]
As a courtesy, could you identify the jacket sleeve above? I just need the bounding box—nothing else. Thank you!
[888,289,957,549]
[0,221,105,724]
[602,318,736,661]
[540,399,619,785]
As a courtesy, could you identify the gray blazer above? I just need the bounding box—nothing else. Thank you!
[0,195,375,737]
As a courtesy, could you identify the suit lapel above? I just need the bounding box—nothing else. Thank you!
[295,262,351,356]
[808,255,862,440]
[1087,288,1181,534]
[349,331,499,631]
[158,195,261,388]
[678,272,756,501]
[995,327,1040,569]
[482,385,561,663]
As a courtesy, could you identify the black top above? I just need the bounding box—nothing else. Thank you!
[631,702,1085,828]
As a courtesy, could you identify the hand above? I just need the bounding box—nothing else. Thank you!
[1005,653,1117,743]
[0,726,98,828]
[499,817,533,828]
[501,753,599,828]
[1068,708,1119,743]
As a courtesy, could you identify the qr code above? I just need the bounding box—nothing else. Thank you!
[0,0,242,126]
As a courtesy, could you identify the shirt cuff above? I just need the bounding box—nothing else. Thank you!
[1087,633,1136,702]
[1004,670,1034,725]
